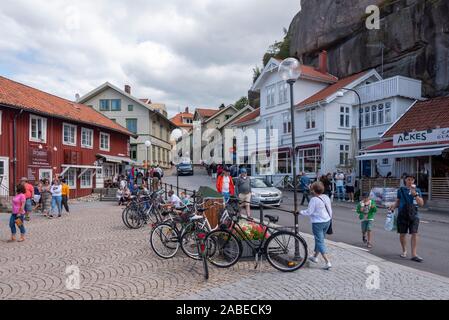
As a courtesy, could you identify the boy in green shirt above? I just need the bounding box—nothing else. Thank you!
[356,193,377,249]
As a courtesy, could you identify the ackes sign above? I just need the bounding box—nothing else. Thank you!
[394,128,449,146]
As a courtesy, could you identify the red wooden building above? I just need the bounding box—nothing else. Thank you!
[0,75,135,198]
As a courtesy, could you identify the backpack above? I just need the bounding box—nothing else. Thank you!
[399,187,417,220]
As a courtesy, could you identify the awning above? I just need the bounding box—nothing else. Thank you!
[60,165,102,176]
[357,147,448,161]
[97,154,137,165]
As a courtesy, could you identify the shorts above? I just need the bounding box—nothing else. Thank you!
[361,220,373,233]
[397,215,420,234]
[25,199,33,212]
[346,186,355,193]
[238,193,252,205]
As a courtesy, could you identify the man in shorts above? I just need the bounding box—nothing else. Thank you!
[235,168,252,218]
[389,175,424,262]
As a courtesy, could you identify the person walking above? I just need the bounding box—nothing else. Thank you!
[61,179,70,215]
[216,167,235,204]
[8,184,27,242]
[21,177,34,221]
[211,162,218,180]
[346,169,356,202]
[40,179,52,217]
[335,171,346,202]
[299,172,311,206]
[356,192,377,248]
[235,168,252,218]
[300,182,333,270]
[50,179,63,218]
[389,175,424,262]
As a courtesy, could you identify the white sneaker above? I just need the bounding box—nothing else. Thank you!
[309,256,318,264]
[324,262,332,270]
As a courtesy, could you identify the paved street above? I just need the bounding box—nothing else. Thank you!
[164,168,449,278]
[1,200,449,300]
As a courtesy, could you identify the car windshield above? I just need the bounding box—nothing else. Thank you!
[251,179,270,188]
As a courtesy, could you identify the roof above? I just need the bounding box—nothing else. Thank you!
[232,108,260,126]
[203,104,238,124]
[170,111,194,128]
[297,71,369,109]
[383,97,449,138]
[0,76,134,137]
[217,105,254,130]
[195,108,219,119]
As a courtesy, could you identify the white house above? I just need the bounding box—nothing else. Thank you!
[78,83,176,169]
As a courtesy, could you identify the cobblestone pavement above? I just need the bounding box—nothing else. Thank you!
[1,202,449,300]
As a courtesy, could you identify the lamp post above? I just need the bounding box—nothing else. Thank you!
[279,58,302,242]
[145,140,152,190]
[337,88,362,181]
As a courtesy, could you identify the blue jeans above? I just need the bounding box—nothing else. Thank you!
[312,221,331,254]
[337,186,345,201]
[222,192,231,204]
[51,196,62,215]
[10,214,26,235]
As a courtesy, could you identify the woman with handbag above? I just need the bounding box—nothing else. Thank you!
[300,181,333,270]
[8,184,27,242]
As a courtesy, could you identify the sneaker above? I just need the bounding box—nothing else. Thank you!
[367,243,373,249]
[324,262,332,270]
[411,256,423,263]
[362,236,367,244]
[309,256,318,264]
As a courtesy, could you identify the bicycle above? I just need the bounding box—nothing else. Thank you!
[205,213,308,272]
[122,190,165,229]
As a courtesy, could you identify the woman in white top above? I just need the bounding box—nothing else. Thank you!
[300,181,333,270]
[50,179,63,218]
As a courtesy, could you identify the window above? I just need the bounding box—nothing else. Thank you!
[225,115,232,121]
[100,132,110,151]
[160,124,163,138]
[110,99,121,111]
[63,123,77,146]
[276,152,292,174]
[306,108,316,129]
[80,170,92,189]
[152,146,156,163]
[63,168,76,189]
[130,145,137,161]
[340,106,350,128]
[282,113,291,134]
[128,105,134,112]
[215,119,220,125]
[371,105,377,125]
[30,115,47,143]
[265,118,274,137]
[382,158,389,165]
[81,128,93,148]
[298,147,321,173]
[266,84,276,107]
[126,119,138,134]
[385,102,392,123]
[183,117,193,124]
[339,144,350,166]
[152,121,156,136]
[378,104,384,124]
[99,100,110,111]
[278,82,288,104]
[364,106,370,127]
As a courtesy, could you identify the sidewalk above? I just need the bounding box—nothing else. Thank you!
[1,201,449,300]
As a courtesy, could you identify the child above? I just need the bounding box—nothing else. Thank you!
[180,192,191,205]
[356,193,377,249]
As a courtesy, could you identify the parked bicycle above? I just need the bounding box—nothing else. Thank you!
[122,190,165,229]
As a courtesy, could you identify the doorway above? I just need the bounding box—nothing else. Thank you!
[0,157,9,195]
[39,169,53,182]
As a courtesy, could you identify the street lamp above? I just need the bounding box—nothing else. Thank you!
[279,57,301,240]
[145,140,152,190]
[337,88,362,181]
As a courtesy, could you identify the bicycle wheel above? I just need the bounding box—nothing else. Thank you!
[205,230,242,268]
[264,231,308,272]
[125,207,144,229]
[122,207,131,228]
[180,229,202,260]
[150,223,180,259]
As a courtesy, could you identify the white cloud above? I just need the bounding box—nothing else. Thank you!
[0,0,299,117]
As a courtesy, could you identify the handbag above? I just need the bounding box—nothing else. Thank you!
[15,217,23,227]
[318,196,333,235]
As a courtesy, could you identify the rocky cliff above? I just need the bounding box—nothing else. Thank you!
[289,0,449,97]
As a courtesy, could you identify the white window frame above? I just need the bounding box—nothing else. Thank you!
[80,170,92,189]
[339,144,350,166]
[385,102,392,123]
[62,123,77,146]
[278,82,288,104]
[29,115,47,143]
[265,118,274,137]
[266,84,276,107]
[100,132,110,151]
[339,106,350,128]
[305,108,317,130]
[282,112,291,134]
[81,128,93,149]
[64,168,77,189]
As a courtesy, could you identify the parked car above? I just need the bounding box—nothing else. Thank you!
[249,177,282,207]
[177,162,194,176]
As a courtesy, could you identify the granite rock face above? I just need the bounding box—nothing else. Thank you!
[289,0,449,97]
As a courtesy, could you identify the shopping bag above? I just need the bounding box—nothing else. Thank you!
[384,210,397,232]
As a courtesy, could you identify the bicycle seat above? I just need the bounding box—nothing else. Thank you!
[189,215,204,222]
[197,208,206,213]
[265,214,279,224]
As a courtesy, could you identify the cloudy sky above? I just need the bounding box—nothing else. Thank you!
[0,0,300,117]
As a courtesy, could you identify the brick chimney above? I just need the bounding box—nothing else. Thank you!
[318,50,328,74]
[185,107,189,113]
[125,85,131,94]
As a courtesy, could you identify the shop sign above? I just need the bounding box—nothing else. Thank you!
[29,148,51,167]
[393,128,449,146]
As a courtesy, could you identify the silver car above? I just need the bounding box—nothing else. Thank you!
[250,178,283,207]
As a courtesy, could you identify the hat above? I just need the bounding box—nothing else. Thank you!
[240,168,247,174]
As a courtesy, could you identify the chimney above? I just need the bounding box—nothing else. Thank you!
[318,50,328,74]
[125,85,131,94]
[185,107,189,113]
[75,93,80,102]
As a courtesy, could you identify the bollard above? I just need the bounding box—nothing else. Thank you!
[259,203,264,225]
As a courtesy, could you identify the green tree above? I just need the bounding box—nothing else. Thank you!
[234,96,249,110]
[252,66,262,84]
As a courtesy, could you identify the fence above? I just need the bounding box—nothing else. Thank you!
[361,178,401,195]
